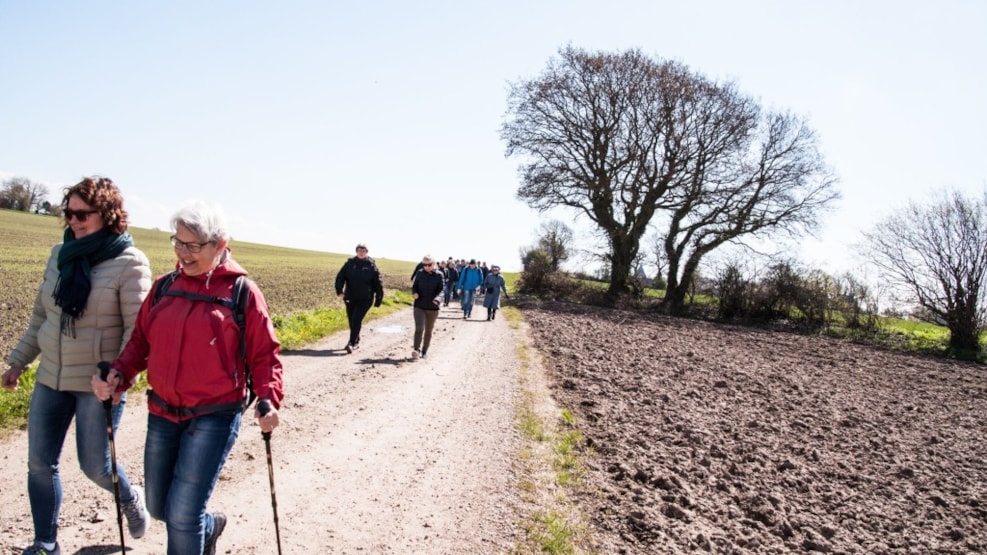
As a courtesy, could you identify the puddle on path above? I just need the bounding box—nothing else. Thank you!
[374,324,406,334]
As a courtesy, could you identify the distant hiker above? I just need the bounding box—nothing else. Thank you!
[334,243,384,352]
[443,259,459,307]
[91,200,284,555]
[410,260,425,283]
[456,259,484,319]
[482,265,510,321]
[3,176,151,555]
[411,255,444,360]
[451,258,463,300]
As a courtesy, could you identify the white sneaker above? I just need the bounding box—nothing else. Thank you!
[411,349,421,360]
[122,486,149,539]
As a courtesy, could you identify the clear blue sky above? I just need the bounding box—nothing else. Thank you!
[2,1,985,275]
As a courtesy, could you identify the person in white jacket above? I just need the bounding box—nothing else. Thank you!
[2,176,152,555]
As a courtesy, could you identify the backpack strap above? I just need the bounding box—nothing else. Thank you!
[152,270,180,306]
[231,276,255,409]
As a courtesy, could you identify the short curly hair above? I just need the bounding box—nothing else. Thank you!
[61,176,129,234]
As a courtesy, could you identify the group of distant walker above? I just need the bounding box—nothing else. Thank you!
[333,247,509,362]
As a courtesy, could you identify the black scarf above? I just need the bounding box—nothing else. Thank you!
[53,227,134,336]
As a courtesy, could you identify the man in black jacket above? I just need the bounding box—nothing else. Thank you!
[334,243,384,352]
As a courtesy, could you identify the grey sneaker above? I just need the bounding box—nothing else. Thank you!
[23,543,60,555]
[204,512,227,555]
[122,486,150,539]
[411,349,420,360]
[345,343,354,354]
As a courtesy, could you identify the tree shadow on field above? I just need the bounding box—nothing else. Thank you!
[283,348,348,357]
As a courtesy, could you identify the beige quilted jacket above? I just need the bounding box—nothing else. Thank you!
[7,243,152,392]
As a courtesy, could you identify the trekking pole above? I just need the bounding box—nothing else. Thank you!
[97,361,126,554]
[257,399,283,555]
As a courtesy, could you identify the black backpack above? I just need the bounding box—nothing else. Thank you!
[151,270,255,411]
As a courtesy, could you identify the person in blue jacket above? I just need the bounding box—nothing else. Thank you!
[456,259,485,319]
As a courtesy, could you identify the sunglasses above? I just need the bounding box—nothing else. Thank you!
[423,262,434,267]
[170,235,214,254]
[64,208,98,222]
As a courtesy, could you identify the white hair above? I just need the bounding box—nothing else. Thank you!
[171,200,230,243]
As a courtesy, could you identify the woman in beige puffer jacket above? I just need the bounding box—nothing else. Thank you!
[2,176,152,555]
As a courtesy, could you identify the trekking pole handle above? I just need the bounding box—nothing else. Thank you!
[98,361,111,381]
[97,361,113,409]
[258,399,273,440]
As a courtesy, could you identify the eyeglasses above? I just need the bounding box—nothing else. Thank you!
[170,235,213,253]
[64,208,98,222]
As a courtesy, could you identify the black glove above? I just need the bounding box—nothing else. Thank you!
[374,299,382,308]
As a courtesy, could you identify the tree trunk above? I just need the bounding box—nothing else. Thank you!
[947,322,982,354]
[607,241,635,301]
[662,251,701,317]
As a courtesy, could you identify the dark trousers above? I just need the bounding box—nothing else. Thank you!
[345,298,373,345]
[413,307,440,353]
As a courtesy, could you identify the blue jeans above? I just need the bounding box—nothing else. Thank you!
[145,411,241,555]
[460,288,477,315]
[27,383,136,544]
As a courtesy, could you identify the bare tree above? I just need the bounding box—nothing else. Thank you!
[861,188,987,354]
[502,46,838,309]
[0,176,51,213]
[503,47,690,300]
[27,180,51,213]
[1,177,31,211]
[536,220,572,271]
[661,112,839,314]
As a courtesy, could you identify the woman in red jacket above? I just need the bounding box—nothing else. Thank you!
[93,200,284,555]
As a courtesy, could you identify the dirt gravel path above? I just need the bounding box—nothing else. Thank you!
[0,304,526,555]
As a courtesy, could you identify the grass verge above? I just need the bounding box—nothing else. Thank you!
[277,290,412,350]
[0,368,35,440]
[505,306,595,555]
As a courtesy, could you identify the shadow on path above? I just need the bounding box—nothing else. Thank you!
[357,356,406,366]
[72,545,132,555]
[283,348,347,357]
